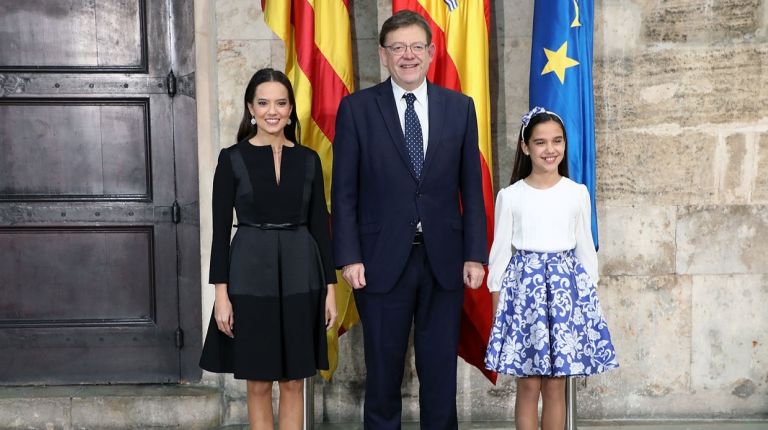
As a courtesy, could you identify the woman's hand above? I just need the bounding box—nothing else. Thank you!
[325,284,337,329]
[214,283,234,338]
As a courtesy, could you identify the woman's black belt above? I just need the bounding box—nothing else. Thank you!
[234,222,305,230]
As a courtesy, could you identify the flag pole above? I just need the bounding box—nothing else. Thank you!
[303,376,314,430]
[565,376,578,430]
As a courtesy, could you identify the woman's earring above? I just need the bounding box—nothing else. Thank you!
[286,118,292,125]
[250,116,256,125]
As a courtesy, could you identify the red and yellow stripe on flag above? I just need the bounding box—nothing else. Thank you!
[261,0,358,380]
[393,0,497,383]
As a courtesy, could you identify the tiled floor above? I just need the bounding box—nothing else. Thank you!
[222,422,768,430]
[312,423,768,430]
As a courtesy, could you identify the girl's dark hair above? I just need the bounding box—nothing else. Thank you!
[236,68,300,144]
[509,112,570,184]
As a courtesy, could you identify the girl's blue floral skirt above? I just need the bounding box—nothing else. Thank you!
[485,249,619,377]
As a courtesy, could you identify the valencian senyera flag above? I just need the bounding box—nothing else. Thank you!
[530,0,599,249]
[394,0,497,383]
[261,0,359,380]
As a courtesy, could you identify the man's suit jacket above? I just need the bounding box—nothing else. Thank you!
[332,79,487,293]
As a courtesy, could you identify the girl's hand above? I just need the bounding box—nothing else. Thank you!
[325,284,337,329]
[214,283,234,338]
[491,292,499,322]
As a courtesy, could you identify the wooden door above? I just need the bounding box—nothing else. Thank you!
[0,0,200,384]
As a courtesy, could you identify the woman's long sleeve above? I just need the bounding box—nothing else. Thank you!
[487,189,514,293]
[308,153,337,284]
[208,150,235,284]
[574,185,599,285]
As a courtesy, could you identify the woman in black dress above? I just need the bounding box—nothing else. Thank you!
[200,68,337,429]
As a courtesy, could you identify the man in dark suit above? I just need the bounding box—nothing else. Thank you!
[331,10,488,430]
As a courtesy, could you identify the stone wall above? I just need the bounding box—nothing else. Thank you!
[586,0,768,419]
[195,0,768,423]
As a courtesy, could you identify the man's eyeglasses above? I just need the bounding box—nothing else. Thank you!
[383,42,428,56]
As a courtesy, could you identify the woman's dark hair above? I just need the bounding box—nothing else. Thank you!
[509,112,569,184]
[379,10,432,47]
[236,68,300,144]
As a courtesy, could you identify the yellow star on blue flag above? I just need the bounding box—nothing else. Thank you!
[541,41,579,84]
[529,0,599,249]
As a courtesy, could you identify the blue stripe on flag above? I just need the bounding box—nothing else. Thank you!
[529,0,599,250]
[444,0,458,12]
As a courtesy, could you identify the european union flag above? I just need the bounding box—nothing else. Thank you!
[529,0,598,249]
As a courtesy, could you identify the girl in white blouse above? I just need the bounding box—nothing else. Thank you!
[484,107,618,430]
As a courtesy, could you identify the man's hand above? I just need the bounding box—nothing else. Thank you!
[463,261,485,289]
[342,263,367,289]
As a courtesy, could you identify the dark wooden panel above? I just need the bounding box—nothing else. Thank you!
[0,0,147,72]
[0,99,151,201]
[0,223,180,384]
[170,0,196,77]
[0,227,155,326]
[1,327,180,384]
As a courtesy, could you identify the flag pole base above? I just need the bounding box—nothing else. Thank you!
[565,376,578,430]
[303,376,314,430]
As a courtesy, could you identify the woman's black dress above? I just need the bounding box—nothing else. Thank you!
[199,141,336,381]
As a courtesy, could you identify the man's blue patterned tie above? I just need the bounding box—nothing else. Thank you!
[403,92,424,179]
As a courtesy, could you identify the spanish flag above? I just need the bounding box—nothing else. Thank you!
[261,0,358,380]
[393,0,497,383]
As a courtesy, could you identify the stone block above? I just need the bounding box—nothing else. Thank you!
[216,39,273,148]
[215,0,274,41]
[0,385,220,430]
[641,0,761,43]
[199,369,220,386]
[691,275,767,400]
[596,0,643,57]
[270,39,286,72]
[596,130,717,205]
[222,373,247,398]
[456,363,516,421]
[351,0,379,40]
[0,396,69,430]
[376,0,390,31]
[70,386,220,430]
[496,1,533,39]
[349,0,379,91]
[220,378,283,426]
[677,205,768,275]
[599,205,676,276]
[595,44,768,128]
[315,327,366,422]
[722,134,748,202]
[492,122,520,191]
[500,37,531,119]
[713,133,762,204]
[352,38,383,91]
[222,396,248,426]
[756,133,768,203]
[579,275,692,418]
[494,34,531,189]
[317,379,365,423]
